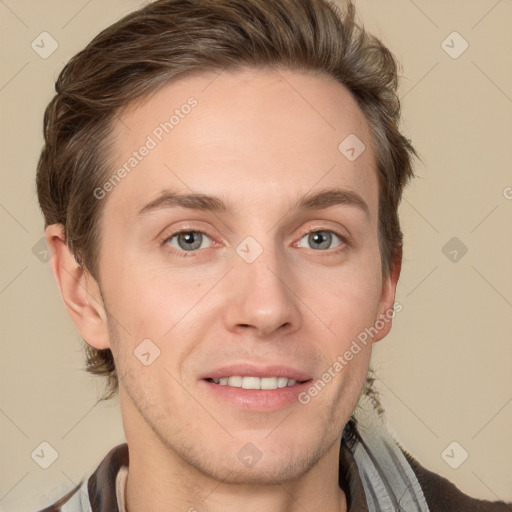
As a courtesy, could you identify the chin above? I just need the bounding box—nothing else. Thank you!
[187,434,328,485]
[206,448,325,486]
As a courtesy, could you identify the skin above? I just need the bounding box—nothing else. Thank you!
[47,67,401,512]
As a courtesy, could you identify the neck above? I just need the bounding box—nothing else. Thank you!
[124,438,347,512]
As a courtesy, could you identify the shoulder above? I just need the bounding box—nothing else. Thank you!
[401,447,512,512]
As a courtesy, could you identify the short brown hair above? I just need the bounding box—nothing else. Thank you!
[36,0,417,400]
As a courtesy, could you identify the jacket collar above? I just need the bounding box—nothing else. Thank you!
[87,442,128,512]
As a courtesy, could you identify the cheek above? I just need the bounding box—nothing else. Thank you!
[302,257,383,401]
[317,262,383,338]
[104,259,200,338]
[104,266,215,390]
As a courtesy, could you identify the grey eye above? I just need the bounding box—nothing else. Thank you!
[297,230,342,250]
[167,231,212,251]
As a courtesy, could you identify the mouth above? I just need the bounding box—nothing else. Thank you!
[199,365,314,411]
[204,376,311,390]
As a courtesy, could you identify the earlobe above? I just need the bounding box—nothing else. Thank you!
[45,224,111,350]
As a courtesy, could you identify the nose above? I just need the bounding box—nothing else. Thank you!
[222,242,302,339]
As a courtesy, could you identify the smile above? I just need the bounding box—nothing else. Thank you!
[205,376,306,390]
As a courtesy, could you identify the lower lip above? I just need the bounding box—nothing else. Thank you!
[200,379,312,411]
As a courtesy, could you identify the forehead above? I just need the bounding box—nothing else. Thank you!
[104,67,378,222]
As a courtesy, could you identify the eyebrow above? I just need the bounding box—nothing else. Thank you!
[137,187,370,220]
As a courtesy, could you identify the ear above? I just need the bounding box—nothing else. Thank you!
[45,224,111,350]
[372,245,402,343]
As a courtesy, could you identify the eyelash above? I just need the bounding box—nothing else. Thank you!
[160,226,349,258]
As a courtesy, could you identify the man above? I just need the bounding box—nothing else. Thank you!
[35,0,511,510]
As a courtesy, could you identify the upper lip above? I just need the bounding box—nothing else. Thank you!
[200,364,313,382]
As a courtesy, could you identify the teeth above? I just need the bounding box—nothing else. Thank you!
[277,377,289,388]
[243,376,261,389]
[210,376,300,390]
[260,377,277,390]
[227,376,242,387]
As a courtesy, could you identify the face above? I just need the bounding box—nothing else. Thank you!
[82,67,397,483]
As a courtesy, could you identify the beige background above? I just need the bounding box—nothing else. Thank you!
[1,0,511,510]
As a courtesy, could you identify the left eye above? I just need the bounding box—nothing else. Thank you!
[297,230,344,251]
[165,231,213,252]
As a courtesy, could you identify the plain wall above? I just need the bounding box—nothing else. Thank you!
[0,0,511,510]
